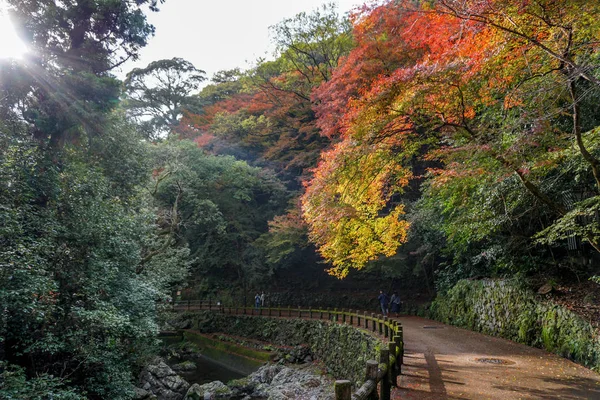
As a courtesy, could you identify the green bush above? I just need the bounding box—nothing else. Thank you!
[0,362,85,400]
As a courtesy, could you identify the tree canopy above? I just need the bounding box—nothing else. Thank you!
[124,58,206,138]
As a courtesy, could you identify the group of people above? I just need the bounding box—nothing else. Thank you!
[254,292,266,309]
[377,290,401,317]
[252,290,399,314]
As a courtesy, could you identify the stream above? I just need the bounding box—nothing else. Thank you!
[160,336,264,385]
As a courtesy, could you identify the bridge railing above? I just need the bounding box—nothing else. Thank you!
[172,302,404,400]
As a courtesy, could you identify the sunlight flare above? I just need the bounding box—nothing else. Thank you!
[0,5,28,59]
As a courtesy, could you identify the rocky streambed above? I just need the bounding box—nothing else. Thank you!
[135,361,334,400]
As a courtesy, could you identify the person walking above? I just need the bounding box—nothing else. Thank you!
[260,292,265,307]
[390,291,401,317]
[378,290,389,316]
[254,293,261,309]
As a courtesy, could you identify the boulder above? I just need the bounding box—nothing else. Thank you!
[243,364,333,399]
[168,316,193,330]
[184,381,232,400]
[172,360,197,372]
[139,361,190,400]
[538,283,553,295]
[133,387,158,400]
[248,364,283,384]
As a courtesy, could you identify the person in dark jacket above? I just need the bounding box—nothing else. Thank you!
[390,291,401,317]
[377,290,389,316]
[255,293,261,309]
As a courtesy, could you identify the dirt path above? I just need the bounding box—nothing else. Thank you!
[391,315,600,399]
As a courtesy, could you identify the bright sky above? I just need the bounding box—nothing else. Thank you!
[117,0,363,80]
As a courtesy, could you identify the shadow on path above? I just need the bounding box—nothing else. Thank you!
[424,350,448,397]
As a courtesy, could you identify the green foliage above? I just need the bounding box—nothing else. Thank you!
[0,116,188,398]
[2,0,160,147]
[124,58,206,138]
[0,362,85,400]
[148,139,289,289]
[269,2,353,93]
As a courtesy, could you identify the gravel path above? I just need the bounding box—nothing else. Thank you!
[392,315,600,399]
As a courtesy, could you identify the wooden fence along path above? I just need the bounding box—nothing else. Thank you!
[172,301,404,400]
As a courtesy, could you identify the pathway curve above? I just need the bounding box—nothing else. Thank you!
[392,315,600,399]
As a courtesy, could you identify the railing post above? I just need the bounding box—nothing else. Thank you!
[334,308,338,322]
[320,308,324,319]
[364,311,368,329]
[371,314,376,333]
[342,309,346,324]
[378,318,383,336]
[384,316,389,338]
[298,306,302,318]
[288,306,292,317]
[379,348,391,400]
[394,335,402,375]
[398,326,404,365]
[357,311,361,327]
[388,341,397,387]
[309,308,313,319]
[334,380,352,400]
[366,360,379,400]
[278,307,282,317]
[349,310,353,326]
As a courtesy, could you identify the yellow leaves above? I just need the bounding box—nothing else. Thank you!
[301,140,411,278]
[321,206,411,279]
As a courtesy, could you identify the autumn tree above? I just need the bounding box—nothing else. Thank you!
[303,0,600,278]
[259,2,353,101]
[431,0,600,252]
[183,4,353,183]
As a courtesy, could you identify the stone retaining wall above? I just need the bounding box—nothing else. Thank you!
[430,279,600,369]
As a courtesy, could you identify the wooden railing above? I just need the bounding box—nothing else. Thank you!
[172,301,404,400]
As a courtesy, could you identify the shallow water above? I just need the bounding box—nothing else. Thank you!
[161,336,263,385]
[172,354,245,385]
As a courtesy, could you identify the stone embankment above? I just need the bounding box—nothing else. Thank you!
[430,279,600,369]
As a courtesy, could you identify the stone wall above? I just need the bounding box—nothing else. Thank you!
[430,279,600,369]
[169,312,382,384]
